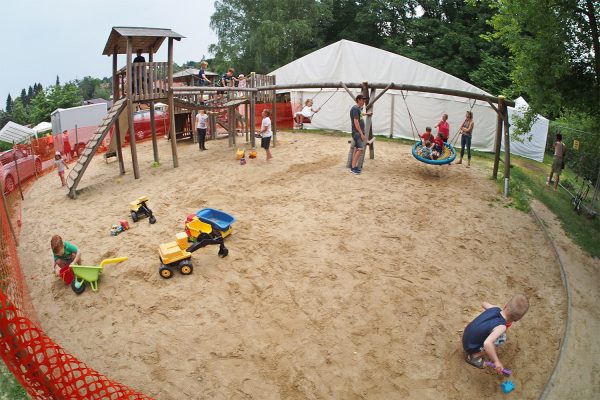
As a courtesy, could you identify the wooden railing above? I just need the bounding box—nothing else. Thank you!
[116,62,170,102]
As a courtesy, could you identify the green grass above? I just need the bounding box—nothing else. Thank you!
[478,151,600,258]
[0,360,28,399]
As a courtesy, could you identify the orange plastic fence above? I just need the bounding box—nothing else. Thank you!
[0,164,152,399]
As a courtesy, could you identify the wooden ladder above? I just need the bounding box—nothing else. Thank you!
[67,98,128,199]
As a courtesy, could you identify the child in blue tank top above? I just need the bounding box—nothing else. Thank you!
[462,294,529,374]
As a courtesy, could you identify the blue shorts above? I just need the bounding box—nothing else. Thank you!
[352,133,364,149]
[261,136,271,149]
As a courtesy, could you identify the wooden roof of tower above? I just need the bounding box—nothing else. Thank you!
[102,26,185,56]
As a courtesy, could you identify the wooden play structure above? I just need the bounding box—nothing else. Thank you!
[66,27,279,199]
[67,26,516,199]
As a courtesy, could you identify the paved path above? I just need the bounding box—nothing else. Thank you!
[532,201,599,399]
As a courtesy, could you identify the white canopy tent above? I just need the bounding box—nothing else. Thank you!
[0,121,36,144]
[32,121,52,134]
[269,40,547,162]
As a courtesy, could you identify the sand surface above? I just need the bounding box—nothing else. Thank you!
[18,132,568,399]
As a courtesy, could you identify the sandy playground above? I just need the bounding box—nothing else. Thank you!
[18,131,569,399]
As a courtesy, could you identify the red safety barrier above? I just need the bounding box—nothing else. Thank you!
[0,175,153,399]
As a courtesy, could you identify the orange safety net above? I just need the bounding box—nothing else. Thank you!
[0,178,153,399]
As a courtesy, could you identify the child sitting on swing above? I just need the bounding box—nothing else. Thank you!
[430,132,445,160]
[420,126,433,147]
[294,99,320,127]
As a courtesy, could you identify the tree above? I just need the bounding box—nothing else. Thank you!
[0,110,10,130]
[29,90,53,125]
[10,98,29,125]
[210,0,332,73]
[55,75,60,86]
[48,82,82,109]
[5,94,12,113]
[488,0,599,116]
[20,89,28,106]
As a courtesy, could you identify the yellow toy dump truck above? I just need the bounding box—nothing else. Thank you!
[158,230,228,279]
[130,196,156,224]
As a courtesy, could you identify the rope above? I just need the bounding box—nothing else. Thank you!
[400,90,420,141]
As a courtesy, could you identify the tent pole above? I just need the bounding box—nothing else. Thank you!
[390,95,395,139]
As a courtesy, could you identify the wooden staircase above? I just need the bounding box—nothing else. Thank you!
[67,98,127,198]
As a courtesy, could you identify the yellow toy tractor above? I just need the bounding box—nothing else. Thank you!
[130,196,156,224]
[158,230,228,279]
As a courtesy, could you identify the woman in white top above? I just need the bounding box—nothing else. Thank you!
[294,99,320,127]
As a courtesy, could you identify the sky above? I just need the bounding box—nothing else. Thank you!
[0,0,218,107]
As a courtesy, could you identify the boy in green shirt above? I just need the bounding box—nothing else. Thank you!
[51,235,81,278]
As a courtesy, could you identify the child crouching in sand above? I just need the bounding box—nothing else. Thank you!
[462,294,529,374]
[51,235,81,282]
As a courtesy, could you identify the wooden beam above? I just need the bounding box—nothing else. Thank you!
[148,49,159,163]
[249,73,256,148]
[340,82,356,100]
[126,38,140,179]
[256,82,515,107]
[167,37,178,168]
[113,46,125,174]
[503,101,511,198]
[492,96,505,180]
[367,83,392,110]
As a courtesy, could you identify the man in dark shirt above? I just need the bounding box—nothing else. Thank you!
[133,49,146,63]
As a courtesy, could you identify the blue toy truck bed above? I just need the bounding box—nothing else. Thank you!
[196,208,236,231]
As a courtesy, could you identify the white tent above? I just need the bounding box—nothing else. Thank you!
[0,121,36,144]
[32,121,52,134]
[269,40,547,162]
[503,97,549,162]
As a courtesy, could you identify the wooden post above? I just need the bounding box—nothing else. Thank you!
[358,84,374,168]
[126,38,140,179]
[191,109,197,144]
[12,141,24,200]
[0,179,18,245]
[148,48,159,163]
[244,103,249,143]
[503,101,511,197]
[113,48,125,174]
[167,37,178,168]
[492,96,505,180]
[272,75,277,147]
[228,107,234,147]
[210,113,216,140]
[249,73,256,148]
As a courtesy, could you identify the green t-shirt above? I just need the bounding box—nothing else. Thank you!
[53,241,78,262]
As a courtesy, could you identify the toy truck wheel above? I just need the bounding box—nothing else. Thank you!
[179,260,193,275]
[131,211,139,222]
[71,279,86,295]
[159,265,173,279]
[149,215,157,224]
